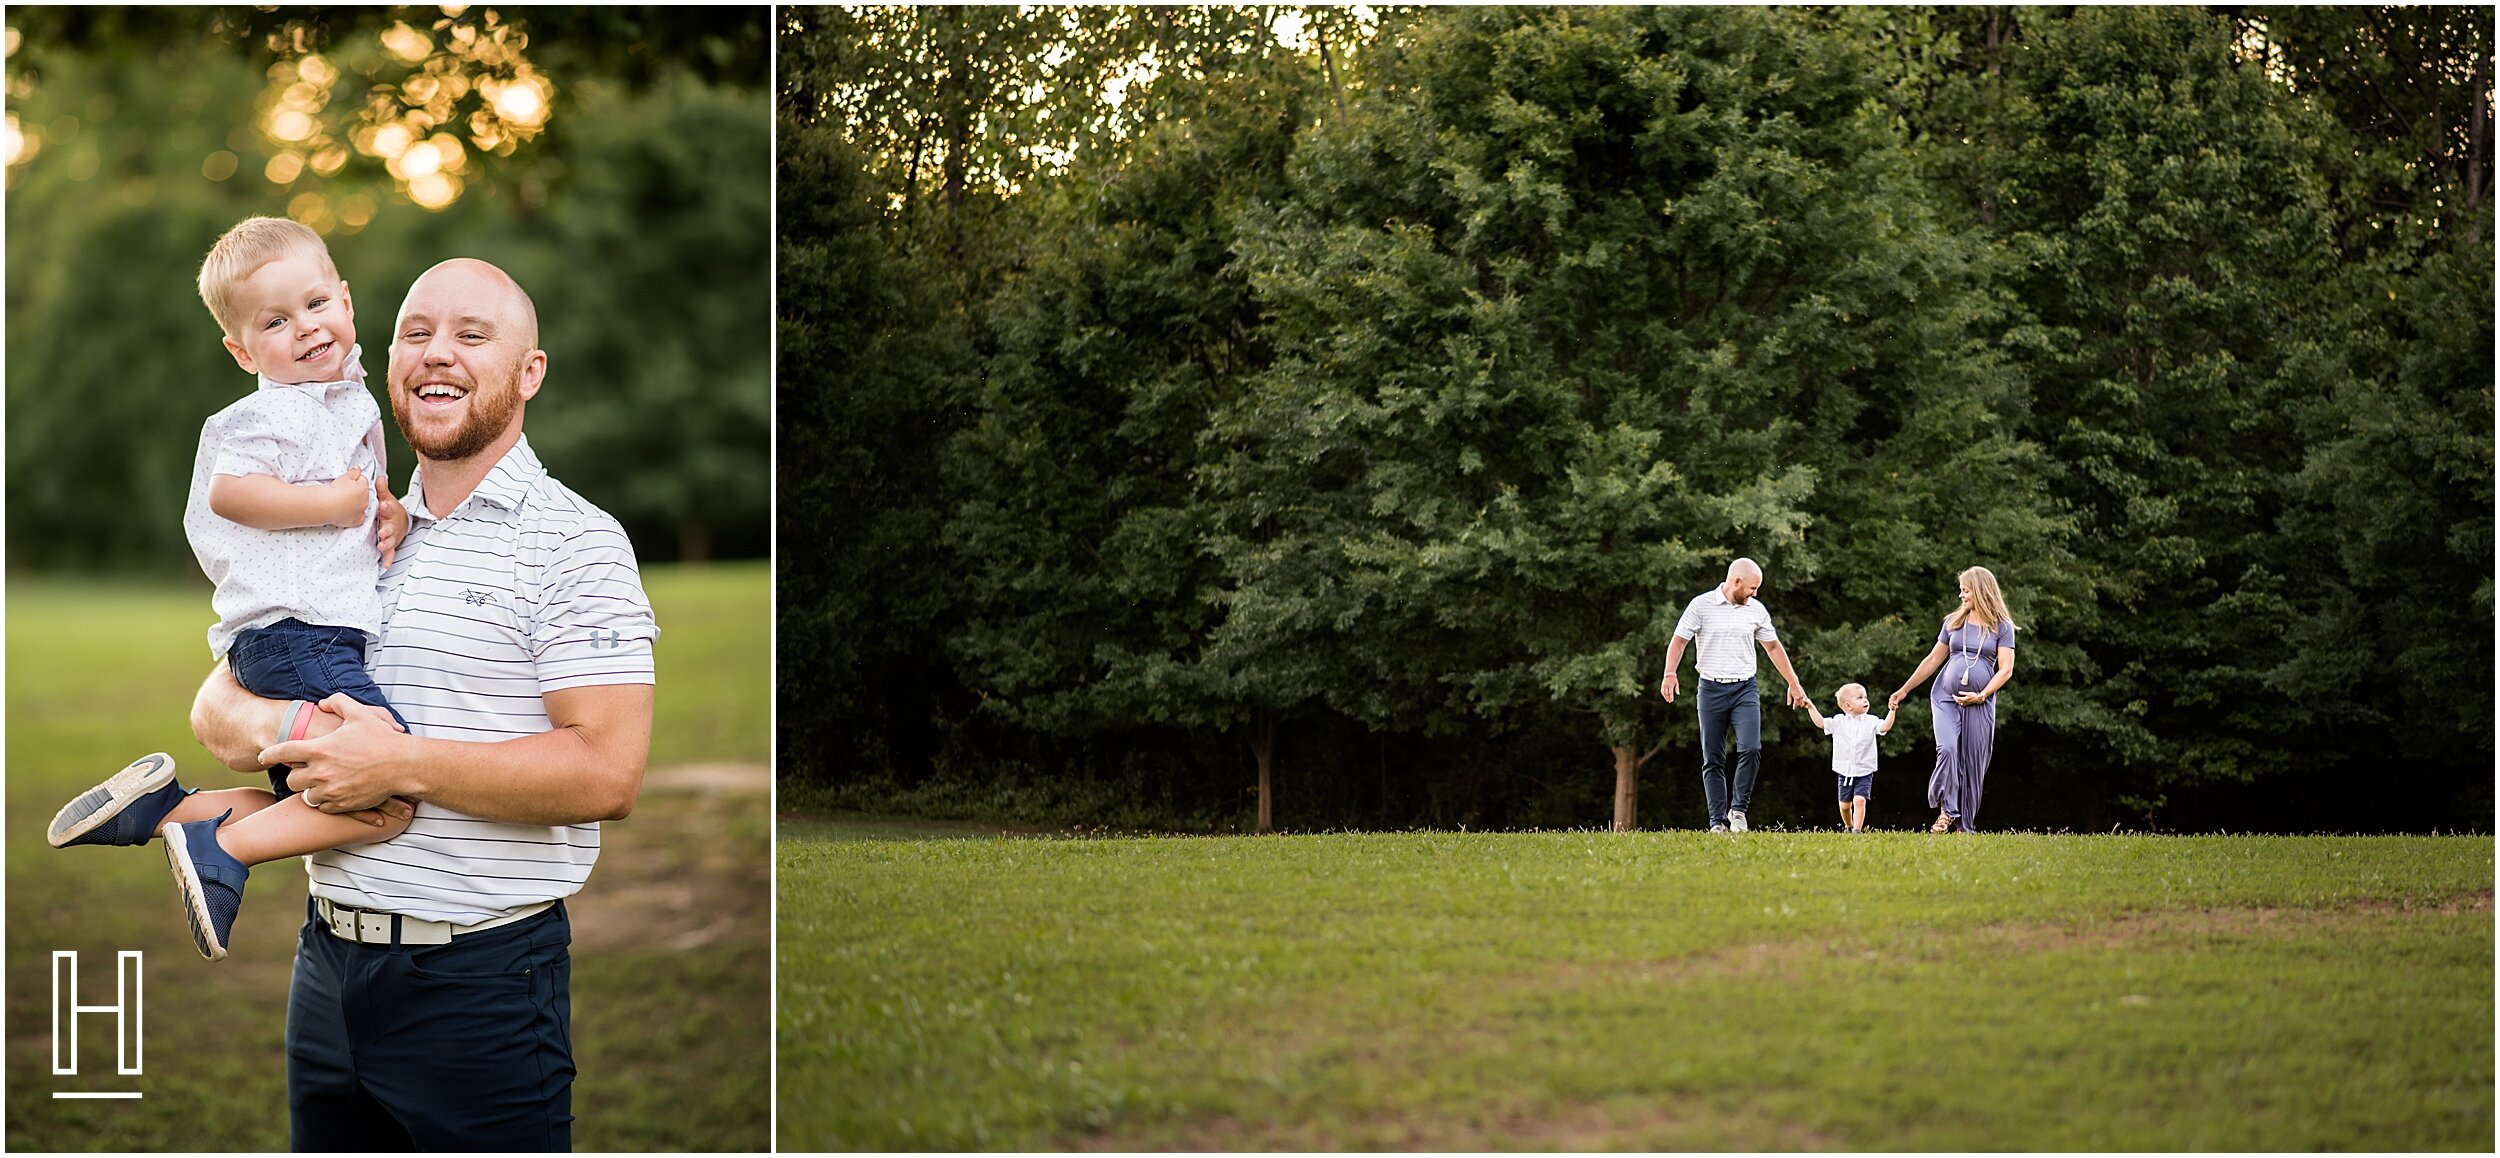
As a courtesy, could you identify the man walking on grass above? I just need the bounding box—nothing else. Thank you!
[1659,558,1807,832]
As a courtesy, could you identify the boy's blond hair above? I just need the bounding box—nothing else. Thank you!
[1836,682,1867,703]
[197,216,337,337]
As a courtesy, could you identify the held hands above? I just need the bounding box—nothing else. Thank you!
[1785,682,1809,709]
[261,694,416,821]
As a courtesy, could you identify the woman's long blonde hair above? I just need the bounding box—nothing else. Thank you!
[1945,565,2018,632]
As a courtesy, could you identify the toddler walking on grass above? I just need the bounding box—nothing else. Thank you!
[1801,683,1895,832]
[46,216,413,961]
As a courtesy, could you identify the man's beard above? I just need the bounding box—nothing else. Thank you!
[392,366,522,462]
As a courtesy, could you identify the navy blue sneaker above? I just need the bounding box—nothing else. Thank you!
[163,813,249,962]
[48,753,187,848]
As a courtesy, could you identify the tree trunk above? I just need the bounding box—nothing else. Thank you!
[1315,24,1348,120]
[2465,50,2489,244]
[1611,745,1638,831]
[1610,743,1665,832]
[1252,712,1277,833]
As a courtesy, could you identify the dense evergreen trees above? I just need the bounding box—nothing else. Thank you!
[779,6,2491,833]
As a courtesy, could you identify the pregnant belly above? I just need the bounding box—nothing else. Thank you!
[1942,659,1994,692]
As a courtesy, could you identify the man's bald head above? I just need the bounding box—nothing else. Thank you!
[388,256,547,467]
[1722,557,1763,604]
[402,257,538,348]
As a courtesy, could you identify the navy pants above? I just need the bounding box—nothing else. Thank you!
[287,900,575,1151]
[1696,676,1762,827]
[228,618,406,797]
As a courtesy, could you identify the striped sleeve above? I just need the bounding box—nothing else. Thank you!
[1672,595,1704,640]
[530,509,658,692]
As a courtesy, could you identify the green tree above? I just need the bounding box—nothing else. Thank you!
[1914,7,2359,820]
[1216,7,2083,829]
[937,9,1327,830]
[5,9,769,571]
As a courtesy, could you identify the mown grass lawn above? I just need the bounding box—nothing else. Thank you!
[779,819,2492,1150]
[8,563,771,1152]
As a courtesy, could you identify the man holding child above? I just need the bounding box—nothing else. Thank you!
[190,256,656,1150]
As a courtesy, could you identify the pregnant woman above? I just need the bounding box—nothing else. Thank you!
[1887,566,2018,833]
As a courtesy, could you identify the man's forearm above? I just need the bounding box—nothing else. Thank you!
[383,719,646,825]
[1766,643,1802,688]
[267,684,653,827]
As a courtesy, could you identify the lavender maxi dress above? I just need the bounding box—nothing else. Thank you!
[1928,618,2015,832]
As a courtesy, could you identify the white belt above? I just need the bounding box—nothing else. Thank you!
[1701,675,1752,684]
[316,897,553,946]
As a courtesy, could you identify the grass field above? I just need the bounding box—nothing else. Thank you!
[779,816,2493,1150]
[7,562,770,1152]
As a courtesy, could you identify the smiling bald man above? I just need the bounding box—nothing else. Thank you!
[188,258,658,1150]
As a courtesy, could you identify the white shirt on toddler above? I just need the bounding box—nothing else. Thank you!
[181,346,389,659]
[1820,711,1884,776]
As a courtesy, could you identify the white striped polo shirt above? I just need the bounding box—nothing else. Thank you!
[302,436,658,925]
[1672,587,1779,682]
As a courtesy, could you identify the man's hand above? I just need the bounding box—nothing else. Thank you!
[373,476,408,569]
[1659,672,1680,703]
[261,694,415,815]
[1785,682,1809,708]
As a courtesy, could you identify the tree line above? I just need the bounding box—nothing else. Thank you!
[6,7,771,570]
[778,6,2492,833]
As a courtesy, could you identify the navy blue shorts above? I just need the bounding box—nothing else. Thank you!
[228,618,407,796]
[287,899,574,1151]
[1836,773,1873,803]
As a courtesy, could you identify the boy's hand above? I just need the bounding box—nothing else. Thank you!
[373,476,408,568]
[322,467,372,528]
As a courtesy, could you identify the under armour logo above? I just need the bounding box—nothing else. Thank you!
[460,589,497,606]
[590,629,621,650]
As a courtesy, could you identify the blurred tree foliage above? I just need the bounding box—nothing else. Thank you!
[783,6,2490,833]
[6,6,769,572]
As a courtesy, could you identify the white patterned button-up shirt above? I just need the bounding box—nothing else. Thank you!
[182,350,389,659]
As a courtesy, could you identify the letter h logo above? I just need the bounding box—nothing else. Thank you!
[52,951,143,1096]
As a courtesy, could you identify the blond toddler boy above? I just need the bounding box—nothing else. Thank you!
[1801,682,1896,832]
[46,216,414,961]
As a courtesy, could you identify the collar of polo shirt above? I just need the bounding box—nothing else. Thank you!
[405,435,546,523]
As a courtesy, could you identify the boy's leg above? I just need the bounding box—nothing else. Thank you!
[216,794,413,867]
[49,753,275,849]
[163,787,279,830]
[164,795,413,961]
